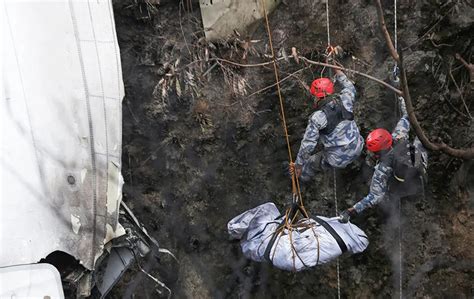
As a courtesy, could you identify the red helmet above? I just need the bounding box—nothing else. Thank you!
[366,128,393,152]
[310,78,334,99]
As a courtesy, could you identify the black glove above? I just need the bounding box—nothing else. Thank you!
[339,208,356,223]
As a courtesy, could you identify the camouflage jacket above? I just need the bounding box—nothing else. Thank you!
[353,97,410,214]
[295,73,364,169]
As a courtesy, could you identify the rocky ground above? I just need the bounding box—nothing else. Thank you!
[111,0,473,297]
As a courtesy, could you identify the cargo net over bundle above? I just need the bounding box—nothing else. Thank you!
[228,202,369,272]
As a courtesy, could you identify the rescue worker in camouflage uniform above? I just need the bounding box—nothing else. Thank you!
[291,68,364,182]
[339,96,428,223]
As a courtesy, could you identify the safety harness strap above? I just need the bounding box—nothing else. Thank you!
[319,98,354,135]
[313,217,348,253]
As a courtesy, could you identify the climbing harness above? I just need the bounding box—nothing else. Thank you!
[318,97,354,135]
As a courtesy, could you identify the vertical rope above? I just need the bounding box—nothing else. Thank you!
[260,0,306,213]
[333,169,338,212]
[325,0,331,47]
[320,0,331,77]
[393,0,400,117]
[334,169,341,299]
[394,0,398,52]
[327,1,340,295]
[398,197,402,299]
[394,3,402,298]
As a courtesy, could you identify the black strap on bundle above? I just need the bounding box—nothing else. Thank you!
[313,216,347,253]
[263,222,284,263]
[263,203,301,263]
[264,205,347,263]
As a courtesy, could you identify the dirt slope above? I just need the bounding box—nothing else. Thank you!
[112,0,473,297]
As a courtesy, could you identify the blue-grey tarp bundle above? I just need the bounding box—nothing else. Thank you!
[228,202,369,271]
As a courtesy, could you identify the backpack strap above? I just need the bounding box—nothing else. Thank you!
[318,97,354,135]
[391,139,427,184]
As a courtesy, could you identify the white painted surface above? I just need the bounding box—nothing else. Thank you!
[0,264,64,299]
[1,0,125,270]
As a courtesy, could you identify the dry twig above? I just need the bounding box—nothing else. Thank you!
[402,5,457,51]
[448,61,472,119]
[455,53,474,85]
[247,66,312,97]
[179,0,192,57]
[375,0,474,159]
[299,57,402,95]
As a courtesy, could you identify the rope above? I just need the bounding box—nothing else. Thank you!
[393,0,400,119]
[398,197,402,299]
[326,1,340,294]
[260,0,306,215]
[325,0,331,48]
[259,0,315,273]
[325,1,341,296]
[394,0,398,53]
[333,168,341,299]
[394,3,402,298]
[320,0,332,77]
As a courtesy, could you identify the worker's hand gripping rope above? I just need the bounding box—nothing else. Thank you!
[288,162,302,179]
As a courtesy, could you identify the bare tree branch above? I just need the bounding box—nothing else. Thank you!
[455,53,474,85]
[375,0,399,62]
[211,55,403,95]
[247,66,311,98]
[298,57,403,95]
[448,61,472,119]
[375,0,474,159]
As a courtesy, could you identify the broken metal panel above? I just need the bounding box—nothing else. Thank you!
[1,0,124,270]
[0,264,65,298]
[96,247,135,297]
[199,0,281,41]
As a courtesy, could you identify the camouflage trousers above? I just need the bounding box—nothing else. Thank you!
[300,152,331,182]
